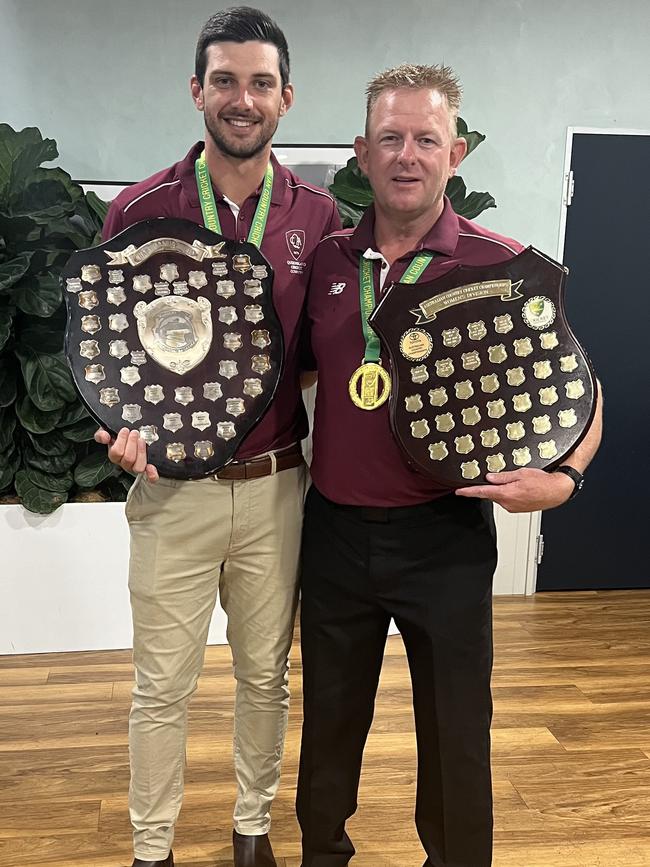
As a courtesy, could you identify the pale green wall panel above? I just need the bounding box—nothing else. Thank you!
[2,0,649,252]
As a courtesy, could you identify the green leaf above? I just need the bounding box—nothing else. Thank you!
[335,197,366,229]
[0,306,12,350]
[24,466,74,493]
[61,416,98,442]
[15,393,63,433]
[15,345,76,410]
[59,399,90,427]
[11,169,80,223]
[445,176,496,219]
[445,175,468,209]
[329,158,374,208]
[0,211,38,245]
[24,445,76,473]
[0,444,19,471]
[102,475,130,502]
[0,407,17,450]
[18,323,64,354]
[0,357,17,406]
[27,429,72,455]
[12,269,62,317]
[0,124,58,204]
[85,191,110,225]
[120,473,134,493]
[456,118,486,158]
[0,462,16,492]
[454,191,497,220]
[0,252,33,292]
[14,469,68,513]
[74,449,119,488]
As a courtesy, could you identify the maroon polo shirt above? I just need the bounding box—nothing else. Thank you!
[103,141,341,459]
[307,199,525,506]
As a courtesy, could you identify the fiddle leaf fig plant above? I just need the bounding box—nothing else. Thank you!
[0,123,131,513]
[329,117,496,227]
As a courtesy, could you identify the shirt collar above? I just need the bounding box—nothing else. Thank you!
[350,197,460,258]
[179,141,285,208]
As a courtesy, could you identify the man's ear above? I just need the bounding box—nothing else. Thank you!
[280,83,294,117]
[354,135,369,175]
[448,136,468,176]
[190,75,204,111]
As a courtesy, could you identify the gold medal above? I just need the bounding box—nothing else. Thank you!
[348,362,391,410]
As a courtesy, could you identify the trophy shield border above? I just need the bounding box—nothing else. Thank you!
[370,246,597,487]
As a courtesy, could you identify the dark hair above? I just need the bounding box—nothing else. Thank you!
[195,6,290,87]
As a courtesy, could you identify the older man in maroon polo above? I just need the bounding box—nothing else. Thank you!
[96,8,339,867]
[296,64,602,867]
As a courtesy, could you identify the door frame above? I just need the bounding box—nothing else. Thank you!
[526,126,650,594]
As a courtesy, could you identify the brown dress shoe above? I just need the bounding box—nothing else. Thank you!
[131,852,174,867]
[233,830,277,867]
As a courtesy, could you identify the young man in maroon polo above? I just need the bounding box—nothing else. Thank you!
[297,65,602,867]
[96,8,339,867]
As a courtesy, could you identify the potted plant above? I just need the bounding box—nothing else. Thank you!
[0,124,132,514]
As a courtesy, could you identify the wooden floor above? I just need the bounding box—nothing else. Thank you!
[1,591,650,867]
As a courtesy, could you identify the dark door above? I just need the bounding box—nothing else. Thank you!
[537,132,650,590]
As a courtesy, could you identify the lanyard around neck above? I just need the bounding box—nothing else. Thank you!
[194,149,274,248]
[358,252,434,363]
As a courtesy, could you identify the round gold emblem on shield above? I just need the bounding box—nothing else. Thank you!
[399,328,433,361]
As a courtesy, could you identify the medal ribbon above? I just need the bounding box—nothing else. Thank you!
[194,149,273,248]
[358,252,433,363]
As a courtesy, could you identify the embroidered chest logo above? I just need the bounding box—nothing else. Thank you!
[328,282,346,295]
[286,230,305,260]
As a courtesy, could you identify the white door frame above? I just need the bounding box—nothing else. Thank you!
[525,126,650,595]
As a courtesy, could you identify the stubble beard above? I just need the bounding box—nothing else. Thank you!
[205,111,280,160]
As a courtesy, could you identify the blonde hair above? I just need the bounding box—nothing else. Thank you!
[365,63,462,136]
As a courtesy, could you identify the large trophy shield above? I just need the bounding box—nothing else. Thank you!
[370,247,596,486]
[62,218,283,479]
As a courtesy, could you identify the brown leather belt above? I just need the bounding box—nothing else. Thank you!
[216,443,304,480]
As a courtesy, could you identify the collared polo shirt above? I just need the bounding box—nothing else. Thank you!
[103,141,341,459]
[307,199,525,506]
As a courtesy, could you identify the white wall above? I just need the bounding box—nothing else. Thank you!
[2,0,649,252]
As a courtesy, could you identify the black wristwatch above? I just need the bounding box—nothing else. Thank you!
[553,465,584,500]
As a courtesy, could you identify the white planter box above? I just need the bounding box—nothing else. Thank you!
[0,502,228,655]
[0,489,534,655]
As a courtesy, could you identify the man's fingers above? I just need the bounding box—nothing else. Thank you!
[485,471,524,485]
[131,436,148,474]
[121,429,143,469]
[456,485,501,500]
[94,428,113,446]
[144,463,159,483]
[98,426,157,479]
[108,428,130,464]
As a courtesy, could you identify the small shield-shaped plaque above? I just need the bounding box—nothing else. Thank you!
[217,280,236,298]
[99,387,120,407]
[243,378,263,397]
[108,287,127,306]
[80,340,100,360]
[226,398,246,417]
[122,404,142,422]
[79,291,99,310]
[85,364,105,384]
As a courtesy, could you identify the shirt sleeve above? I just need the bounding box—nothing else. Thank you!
[324,197,343,237]
[102,199,125,242]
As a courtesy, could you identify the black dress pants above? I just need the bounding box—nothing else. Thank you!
[297,486,498,867]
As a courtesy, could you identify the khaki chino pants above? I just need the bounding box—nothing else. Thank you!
[125,463,305,859]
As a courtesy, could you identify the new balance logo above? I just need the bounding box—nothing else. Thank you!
[328,282,346,295]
